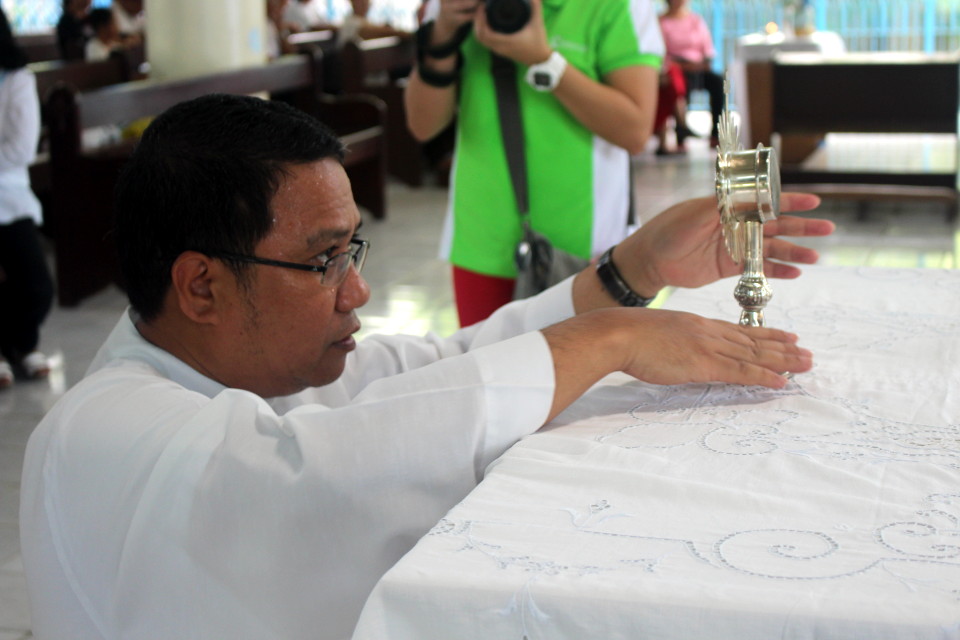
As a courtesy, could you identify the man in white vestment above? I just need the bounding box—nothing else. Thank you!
[20,94,833,639]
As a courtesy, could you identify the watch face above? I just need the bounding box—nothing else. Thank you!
[533,71,551,87]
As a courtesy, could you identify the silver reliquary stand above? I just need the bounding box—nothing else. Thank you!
[715,78,782,327]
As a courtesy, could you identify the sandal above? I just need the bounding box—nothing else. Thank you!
[0,360,11,389]
[21,351,51,380]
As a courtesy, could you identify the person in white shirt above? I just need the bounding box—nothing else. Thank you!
[0,7,53,387]
[84,8,120,61]
[20,93,833,639]
[283,0,330,31]
[111,0,144,37]
[266,0,297,59]
[337,0,412,49]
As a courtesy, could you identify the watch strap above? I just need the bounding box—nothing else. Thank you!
[525,51,567,92]
[596,246,655,307]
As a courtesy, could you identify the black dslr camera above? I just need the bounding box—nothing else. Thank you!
[485,0,531,33]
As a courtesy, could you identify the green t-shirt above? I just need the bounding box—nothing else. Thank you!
[441,0,664,277]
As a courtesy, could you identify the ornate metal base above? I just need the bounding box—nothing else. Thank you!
[733,220,772,327]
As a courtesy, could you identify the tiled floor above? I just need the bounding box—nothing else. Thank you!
[1,134,957,637]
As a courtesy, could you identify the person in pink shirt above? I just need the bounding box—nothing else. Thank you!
[658,0,723,146]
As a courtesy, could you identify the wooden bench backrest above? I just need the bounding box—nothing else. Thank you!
[31,55,131,103]
[18,32,59,63]
[773,52,960,135]
[75,54,317,129]
[340,36,414,93]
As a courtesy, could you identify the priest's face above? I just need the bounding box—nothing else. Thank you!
[225,158,370,397]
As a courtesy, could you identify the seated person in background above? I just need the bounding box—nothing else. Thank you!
[283,0,334,32]
[266,0,298,59]
[336,0,412,49]
[659,0,724,146]
[20,93,833,640]
[84,8,121,61]
[56,0,91,61]
[111,0,144,42]
[653,59,687,156]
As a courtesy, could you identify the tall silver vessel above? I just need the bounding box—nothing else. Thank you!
[714,78,781,327]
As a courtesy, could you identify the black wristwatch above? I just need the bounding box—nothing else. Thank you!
[595,246,656,307]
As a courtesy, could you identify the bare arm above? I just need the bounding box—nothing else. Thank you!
[404,0,479,141]
[550,65,657,155]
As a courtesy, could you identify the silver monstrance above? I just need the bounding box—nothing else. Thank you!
[714,78,781,327]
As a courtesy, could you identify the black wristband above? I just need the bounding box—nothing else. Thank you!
[416,21,471,59]
[416,55,461,87]
[596,246,656,307]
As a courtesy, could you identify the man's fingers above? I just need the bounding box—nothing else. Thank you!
[713,325,813,387]
[764,214,835,238]
[779,192,822,214]
[760,237,824,279]
[764,237,821,263]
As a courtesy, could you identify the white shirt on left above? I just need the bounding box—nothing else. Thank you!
[0,68,41,226]
[21,280,575,640]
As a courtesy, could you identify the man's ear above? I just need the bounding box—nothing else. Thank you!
[169,251,225,324]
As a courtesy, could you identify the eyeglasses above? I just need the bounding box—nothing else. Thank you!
[209,238,369,287]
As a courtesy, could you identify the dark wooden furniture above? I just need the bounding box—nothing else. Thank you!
[43,53,387,306]
[289,29,341,93]
[31,54,134,103]
[771,52,960,217]
[17,31,59,63]
[340,36,440,187]
[29,52,137,222]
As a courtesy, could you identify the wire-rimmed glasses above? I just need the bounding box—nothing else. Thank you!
[208,238,368,287]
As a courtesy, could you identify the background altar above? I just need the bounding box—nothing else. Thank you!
[353,266,960,640]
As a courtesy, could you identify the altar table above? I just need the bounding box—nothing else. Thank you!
[352,266,960,640]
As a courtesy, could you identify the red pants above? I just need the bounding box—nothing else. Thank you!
[452,266,515,327]
[654,62,687,132]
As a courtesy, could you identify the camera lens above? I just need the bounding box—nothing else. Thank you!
[485,0,531,34]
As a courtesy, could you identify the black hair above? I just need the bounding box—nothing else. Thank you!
[87,8,114,32]
[0,8,27,70]
[114,93,346,321]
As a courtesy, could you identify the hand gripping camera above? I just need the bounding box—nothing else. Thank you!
[485,0,531,33]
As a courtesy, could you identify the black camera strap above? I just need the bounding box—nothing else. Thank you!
[491,53,529,217]
[490,52,636,226]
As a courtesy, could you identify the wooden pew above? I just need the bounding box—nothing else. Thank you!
[31,55,132,103]
[29,52,136,222]
[17,31,59,63]
[772,52,960,218]
[44,53,387,306]
[340,36,442,188]
[289,29,341,93]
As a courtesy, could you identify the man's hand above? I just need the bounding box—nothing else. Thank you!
[574,193,834,312]
[542,307,813,422]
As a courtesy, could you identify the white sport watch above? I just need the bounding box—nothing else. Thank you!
[525,51,568,92]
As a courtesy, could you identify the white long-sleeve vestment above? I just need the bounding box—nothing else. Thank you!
[21,281,574,639]
[0,68,42,226]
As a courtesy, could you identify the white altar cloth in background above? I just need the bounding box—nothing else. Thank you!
[352,266,960,640]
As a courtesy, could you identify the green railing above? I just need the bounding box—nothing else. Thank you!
[691,0,960,73]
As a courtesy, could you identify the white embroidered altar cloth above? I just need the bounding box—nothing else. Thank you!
[352,266,960,640]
